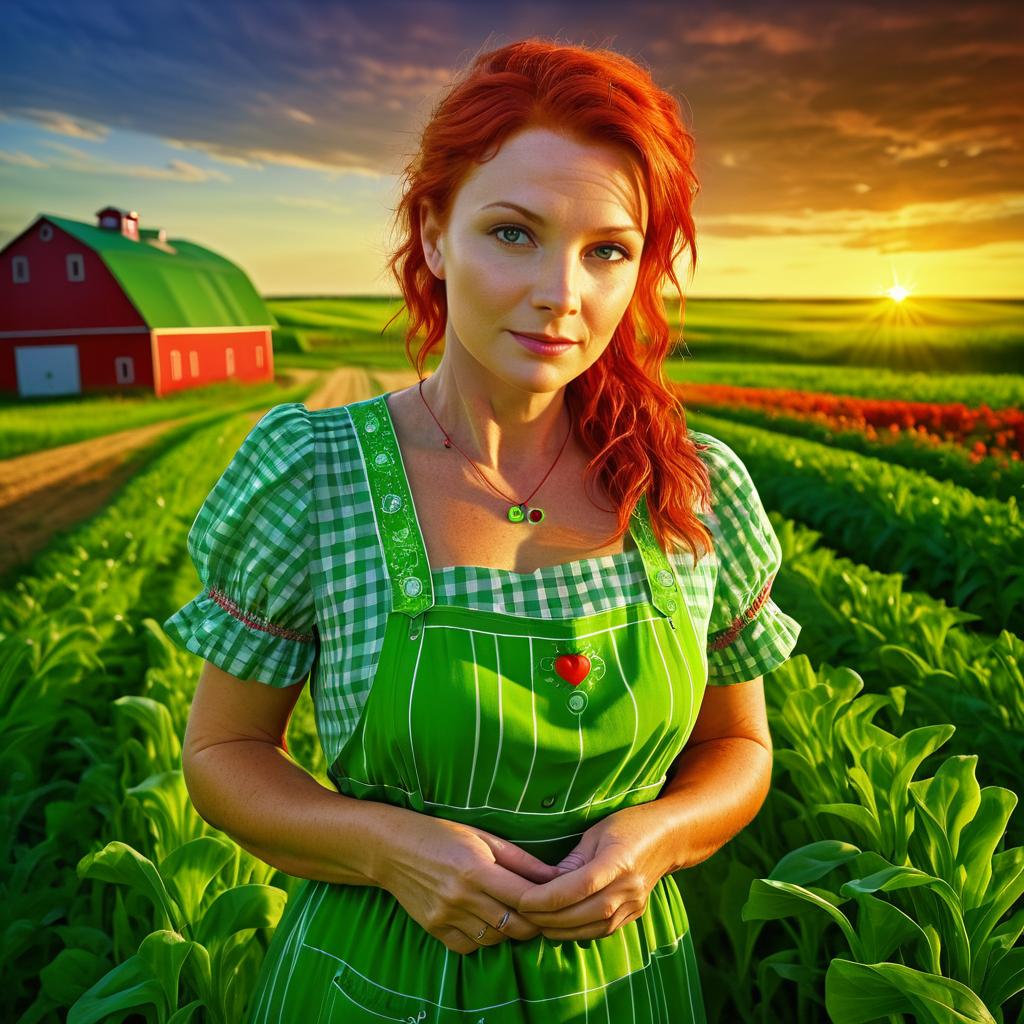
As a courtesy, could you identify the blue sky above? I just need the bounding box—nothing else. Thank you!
[2,0,1021,298]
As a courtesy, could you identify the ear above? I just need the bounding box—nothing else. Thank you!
[419,200,446,281]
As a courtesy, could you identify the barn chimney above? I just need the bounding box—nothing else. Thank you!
[96,206,140,241]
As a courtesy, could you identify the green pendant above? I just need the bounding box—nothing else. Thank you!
[507,505,545,524]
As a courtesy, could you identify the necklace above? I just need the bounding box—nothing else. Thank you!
[417,377,572,524]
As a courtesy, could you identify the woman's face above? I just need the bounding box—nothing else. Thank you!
[420,126,648,397]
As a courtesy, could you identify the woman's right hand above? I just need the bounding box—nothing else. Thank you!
[373,814,563,955]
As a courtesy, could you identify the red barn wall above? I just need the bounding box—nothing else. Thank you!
[153,328,274,397]
[0,221,145,333]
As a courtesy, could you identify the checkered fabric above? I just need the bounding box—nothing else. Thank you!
[163,401,801,765]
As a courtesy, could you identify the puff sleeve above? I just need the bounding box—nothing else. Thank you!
[161,402,318,687]
[692,430,802,685]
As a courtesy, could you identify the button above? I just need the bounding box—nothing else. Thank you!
[567,691,587,713]
[665,599,677,613]
[541,795,557,808]
[656,569,675,588]
[402,577,422,597]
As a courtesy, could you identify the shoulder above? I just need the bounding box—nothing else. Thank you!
[686,428,757,517]
[246,401,313,461]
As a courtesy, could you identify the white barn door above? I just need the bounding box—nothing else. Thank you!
[15,344,82,396]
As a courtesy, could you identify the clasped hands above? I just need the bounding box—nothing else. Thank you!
[501,804,672,942]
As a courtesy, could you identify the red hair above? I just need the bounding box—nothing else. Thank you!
[383,38,714,567]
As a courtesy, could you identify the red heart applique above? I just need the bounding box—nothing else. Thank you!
[554,653,591,687]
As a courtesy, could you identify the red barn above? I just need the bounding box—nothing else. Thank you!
[0,206,276,398]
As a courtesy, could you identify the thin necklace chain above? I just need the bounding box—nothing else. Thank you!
[416,377,572,514]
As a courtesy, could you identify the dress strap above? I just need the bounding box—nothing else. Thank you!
[348,395,435,618]
[628,493,684,620]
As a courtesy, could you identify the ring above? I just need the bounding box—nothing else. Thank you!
[497,910,511,930]
[474,925,488,941]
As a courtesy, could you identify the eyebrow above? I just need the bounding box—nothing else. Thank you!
[479,201,644,238]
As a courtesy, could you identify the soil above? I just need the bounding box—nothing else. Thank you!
[0,367,418,577]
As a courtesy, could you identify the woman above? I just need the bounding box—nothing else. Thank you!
[163,38,801,1022]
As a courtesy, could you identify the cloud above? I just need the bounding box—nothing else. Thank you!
[681,13,817,55]
[32,140,231,182]
[700,193,1024,252]
[9,107,109,140]
[0,149,47,168]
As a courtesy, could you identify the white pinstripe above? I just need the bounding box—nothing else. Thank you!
[586,626,639,810]
[252,880,328,1022]
[483,634,504,805]
[466,631,481,806]
[620,927,637,1024]
[514,636,539,812]
[406,628,426,799]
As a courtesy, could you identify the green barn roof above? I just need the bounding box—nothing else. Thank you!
[41,214,275,329]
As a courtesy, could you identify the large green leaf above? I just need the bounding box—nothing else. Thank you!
[825,958,996,1023]
[159,836,235,924]
[741,879,857,952]
[195,884,287,948]
[77,842,181,931]
[766,840,862,885]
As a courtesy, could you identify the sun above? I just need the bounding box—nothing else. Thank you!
[886,285,911,302]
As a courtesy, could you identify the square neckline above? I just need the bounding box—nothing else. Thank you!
[376,391,644,581]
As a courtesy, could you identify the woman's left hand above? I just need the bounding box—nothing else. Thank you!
[514,804,675,941]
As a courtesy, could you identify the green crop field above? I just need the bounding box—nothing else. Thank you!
[4,296,1022,1023]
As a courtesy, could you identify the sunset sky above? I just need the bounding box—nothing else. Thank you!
[1,0,1021,299]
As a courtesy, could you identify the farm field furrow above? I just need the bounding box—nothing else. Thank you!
[686,410,1024,637]
[679,399,1023,502]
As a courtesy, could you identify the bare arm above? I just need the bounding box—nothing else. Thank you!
[181,660,406,886]
[653,675,773,874]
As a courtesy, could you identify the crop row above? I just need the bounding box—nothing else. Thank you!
[685,411,1024,637]
[767,513,1023,826]
[680,400,1023,503]
[1,414,262,1021]
[680,382,1024,457]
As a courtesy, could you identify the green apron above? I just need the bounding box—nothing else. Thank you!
[246,395,709,1023]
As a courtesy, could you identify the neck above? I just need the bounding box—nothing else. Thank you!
[419,349,571,478]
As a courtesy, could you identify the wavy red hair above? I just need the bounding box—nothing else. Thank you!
[383,38,714,567]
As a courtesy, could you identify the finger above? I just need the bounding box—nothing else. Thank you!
[541,901,645,941]
[517,849,622,913]
[468,893,543,943]
[484,835,561,884]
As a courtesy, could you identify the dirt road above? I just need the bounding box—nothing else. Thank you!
[0,366,418,577]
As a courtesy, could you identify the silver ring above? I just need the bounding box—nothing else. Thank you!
[497,909,511,930]
[474,925,487,941]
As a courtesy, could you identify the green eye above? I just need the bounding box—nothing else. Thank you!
[490,225,632,262]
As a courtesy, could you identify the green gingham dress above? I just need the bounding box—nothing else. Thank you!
[162,398,802,1023]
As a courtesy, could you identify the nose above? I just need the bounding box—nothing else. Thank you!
[531,250,580,317]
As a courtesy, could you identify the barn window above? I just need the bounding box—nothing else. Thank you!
[189,351,199,377]
[114,357,135,384]
[39,224,54,242]
[67,253,85,282]
[225,348,235,375]
[170,350,182,380]
[12,256,29,283]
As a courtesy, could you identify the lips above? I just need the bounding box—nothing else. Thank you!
[513,331,578,345]
[510,331,575,356]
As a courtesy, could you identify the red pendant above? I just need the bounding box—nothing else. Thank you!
[554,653,591,687]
